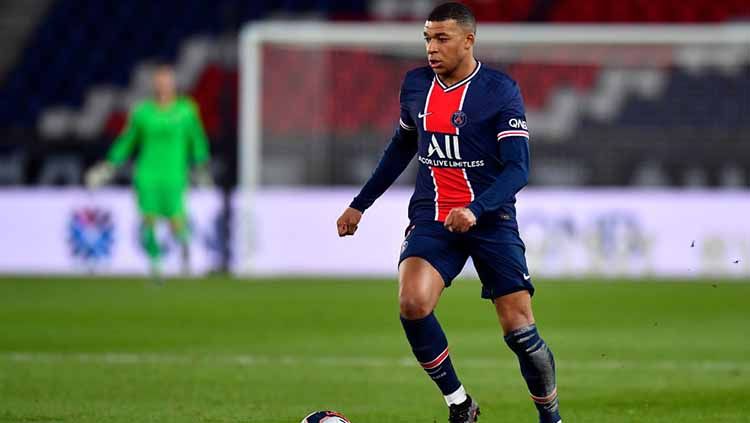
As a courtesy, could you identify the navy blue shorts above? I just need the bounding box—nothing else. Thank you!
[399,219,534,300]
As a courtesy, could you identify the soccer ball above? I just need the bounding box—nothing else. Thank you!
[300,410,351,423]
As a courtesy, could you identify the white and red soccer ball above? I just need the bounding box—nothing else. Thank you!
[301,410,351,423]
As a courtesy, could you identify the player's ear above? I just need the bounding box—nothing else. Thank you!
[464,31,475,50]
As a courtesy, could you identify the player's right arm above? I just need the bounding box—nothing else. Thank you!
[85,106,142,189]
[107,106,142,167]
[337,83,418,237]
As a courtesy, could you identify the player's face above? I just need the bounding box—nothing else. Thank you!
[153,68,176,100]
[423,19,474,77]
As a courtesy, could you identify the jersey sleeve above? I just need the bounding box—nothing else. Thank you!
[467,81,530,219]
[349,81,418,212]
[398,89,417,133]
[494,82,529,143]
[187,99,210,165]
[107,105,141,166]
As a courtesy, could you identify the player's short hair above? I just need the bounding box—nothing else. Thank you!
[427,2,477,34]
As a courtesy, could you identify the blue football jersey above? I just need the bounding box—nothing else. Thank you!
[351,61,530,224]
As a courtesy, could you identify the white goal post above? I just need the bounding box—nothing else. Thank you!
[236,22,750,276]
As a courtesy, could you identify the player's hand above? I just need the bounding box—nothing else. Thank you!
[336,207,363,237]
[84,161,115,189]
[192,164,214,187]
[444,207,477,233]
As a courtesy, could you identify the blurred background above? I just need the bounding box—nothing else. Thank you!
[0,0,748,277]
[1,2,749,422]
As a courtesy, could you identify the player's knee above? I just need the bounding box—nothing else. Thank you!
[494,292,535,333]
[498,308,534,334]
[399,295,433,320]
[504,308,533,326]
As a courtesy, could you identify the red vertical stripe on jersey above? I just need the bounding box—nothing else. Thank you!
[423,81,467,135]
[431,167,473,221]
[424,80,473,221]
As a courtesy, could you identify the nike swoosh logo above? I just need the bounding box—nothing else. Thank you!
[523,273,531,281]
[418,112,432,118]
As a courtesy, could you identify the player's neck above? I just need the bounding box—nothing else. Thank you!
[439,56,477,87]
[156,94,176,107]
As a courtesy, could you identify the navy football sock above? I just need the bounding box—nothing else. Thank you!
[401,312,463,402]
[504,324,561,423]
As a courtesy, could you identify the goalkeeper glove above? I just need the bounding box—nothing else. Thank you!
[84,161,115,189]
[192,164,214,187]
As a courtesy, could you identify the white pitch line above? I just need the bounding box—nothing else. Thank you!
[1,352,748,372]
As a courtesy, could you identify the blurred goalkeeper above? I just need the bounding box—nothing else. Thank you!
[85,64,212,278]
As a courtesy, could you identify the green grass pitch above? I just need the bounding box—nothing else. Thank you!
[0,276,748,422]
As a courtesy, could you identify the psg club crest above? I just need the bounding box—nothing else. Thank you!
[451,110,467,128]
[68,207,115,264]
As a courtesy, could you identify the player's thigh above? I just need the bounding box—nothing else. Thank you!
[136,185,186,218]
[135,185,161,216]
[160,187,187,219]
[398,257,445,317]
[399,221,469,290]
[468,228,534,301]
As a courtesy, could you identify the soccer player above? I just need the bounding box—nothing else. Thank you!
[336,3,562,423]
[85,64,212,279]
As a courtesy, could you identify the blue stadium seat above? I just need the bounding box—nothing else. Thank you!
[619,68,750,127]
[0,0,368,128]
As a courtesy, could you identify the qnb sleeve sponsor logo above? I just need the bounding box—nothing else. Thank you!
[498,118,530,141]
[508,118,528,130]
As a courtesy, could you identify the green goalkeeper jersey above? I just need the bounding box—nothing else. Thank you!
[107,96,210,187]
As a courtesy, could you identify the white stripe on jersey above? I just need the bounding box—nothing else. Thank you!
[436,62,482,92]
[461,168,475,201]
[429,167,439,221]
[399,118,416,131]
[497,130,530,140]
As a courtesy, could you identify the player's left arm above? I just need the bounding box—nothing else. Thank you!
[186,99,213,186]
[468,81,530,217]
[446,82,530,232]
